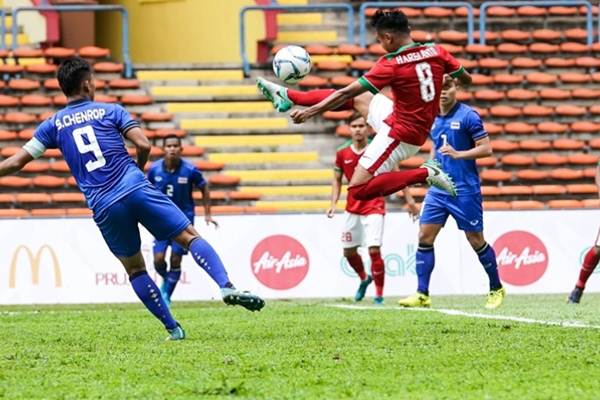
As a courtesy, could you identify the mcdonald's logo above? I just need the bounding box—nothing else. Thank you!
[8,245,61,288]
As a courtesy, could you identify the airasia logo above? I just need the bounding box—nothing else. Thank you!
[493,230,548,286]
[251,235,309,290]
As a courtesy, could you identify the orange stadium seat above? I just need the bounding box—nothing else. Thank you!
[439,30,468,43]
[529,43,560,54]
[21,161,49,173]
[471,74,493,85]
[21,95,52,107]
[497,43,528,54]
[229,191,261,201]
[108,79,140,90]
[192,191,226,201]
[506,89,537,101]
[504,122,535,135]
[0,193,15,204]
[456,7,480,17]
[583,168,597,178]
[501,154,534,166]
[527,72,557,85]
[0,95,20,107]
[25,64,57,75]
[500,186,533,195]
[208,175,240,186]
[478,58,509,69]
[488,6,516,17]
[93,62,124,73]
[545,58,576,68]
[32,176,66,189]
[9,79,40,91]
[141,112,173,123]
[537,121,569,134]
[572,88,600,99]
[78,46,110,59]
[330,75,355,87]
[5,112,37,124]
[0,209,29,218]
[480,169,513,182]
[550,168,583,180]
[553,139,585,150]
[567,184,598,194]
[336,44,366,56]
[474,89,504,101]
[466,44,495,55]
[13,47,42,58]
[0,64,24,74]
[66,208,93,216]
[368,43,385,56]
[483,122,502,135]
[510,200,545,210]
[16,193,51,204]
[511,57,542,68]
[439,43,464,55]
[560,42,589,53]
[0,130,17,141]
[548,200,583,209]
[476,157,497,167]
[423,7,453,18]
[522,104,553,117]
[51,193,85,203]
[297,76,326,89]
[316,60,348,71]
[516,169,550,181]
[520,140,551,151]
[568,154,599,165]
[575,57,600,68]
[589,138,600,149]
[349,60,375,71]
[535,153,568,166]
[44,47,76,59]
[555,105,586,117]
[483,201,511,210]
[493,74,524,85]
[500,29,531,42]
[49,161,69,174]
[583,199,600,208]
[411,30,436,42]
[549,6,578,16]
[95,94,118,103]
[481,186,501,196]
[324,110,353,121]
[121,95,153,105]
[305,44,334,55]
[30,208,67,217]
[396,7,422,17]
[490,105,521,118]
[573,122,600,133]
[42,149,62,158]
[195,161,224,171]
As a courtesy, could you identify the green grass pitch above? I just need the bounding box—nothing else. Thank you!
[2,294,600,399]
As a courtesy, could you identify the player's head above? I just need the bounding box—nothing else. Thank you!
[440,75,458,108]
[163,134,182,161]
[348,112,369,143]
[371,9,411,53]
[57,57,95,100]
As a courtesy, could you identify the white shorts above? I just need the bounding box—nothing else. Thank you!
[359,94,420,176]
[341,212,384,249]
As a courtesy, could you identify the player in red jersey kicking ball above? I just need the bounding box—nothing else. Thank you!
[258,9,472,201]
[567,162,600,304]
[328,112,419,304]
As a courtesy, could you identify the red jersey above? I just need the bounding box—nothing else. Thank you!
[358,43,463,146]
[335,144,385,215]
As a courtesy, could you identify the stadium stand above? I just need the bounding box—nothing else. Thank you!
[0,0,597,216]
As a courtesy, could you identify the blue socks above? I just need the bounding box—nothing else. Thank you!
[163,268,181,298]
[476,242,502,291]
[189,237,232,288]
[154,260,167,279]
[129,271,178,330]
[416,244,435,295]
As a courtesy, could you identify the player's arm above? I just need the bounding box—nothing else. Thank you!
[125,127,151,170]
[440,136,492,160]
[200,183,218,228]
[327,169,343,218]
[291,81,367,124]
[401,187,419,221]
[0,148,34,176]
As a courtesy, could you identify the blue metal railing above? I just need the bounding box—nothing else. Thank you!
[0,9,6,50]
[239,3,354,76]
[359,2,475,48]
[11,5,132,78]
[480,1,594,45]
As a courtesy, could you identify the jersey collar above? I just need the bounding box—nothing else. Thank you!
[384,42,422,59]
[350,144,367,155]
[66,98,91,108]
[439,102,461,119]
[162,158,182,174]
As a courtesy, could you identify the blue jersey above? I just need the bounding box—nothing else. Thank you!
[30,99,146,213]
[147,158,206,221]
[429,102,487,195]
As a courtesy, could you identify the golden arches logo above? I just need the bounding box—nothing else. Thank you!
[8,245,61,288]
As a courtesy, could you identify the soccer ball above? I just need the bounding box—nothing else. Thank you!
[273,45,312,84]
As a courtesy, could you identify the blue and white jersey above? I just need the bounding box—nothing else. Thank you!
[27,99,146,213]
[147,158,206,222]
[429,102,487,195]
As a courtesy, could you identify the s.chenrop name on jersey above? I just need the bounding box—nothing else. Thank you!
[55,108,107,130]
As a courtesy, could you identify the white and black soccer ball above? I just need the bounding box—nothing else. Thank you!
[272,45,312,84]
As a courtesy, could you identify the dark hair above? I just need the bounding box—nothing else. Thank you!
[371,9,410,34]
[57,57,92,97]
[348,111,365,124]
[163,134,181,146]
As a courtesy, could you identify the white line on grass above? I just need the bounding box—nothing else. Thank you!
[330,304,600,330]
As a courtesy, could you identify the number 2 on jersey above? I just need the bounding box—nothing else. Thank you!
[415,62,435,102]
[73,126,106,172]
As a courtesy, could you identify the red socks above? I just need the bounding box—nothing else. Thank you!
[349,168,429,201]
[287,89,354,110]
[576,247,600,289]
[370,250,384,297]
[345,253,367,281]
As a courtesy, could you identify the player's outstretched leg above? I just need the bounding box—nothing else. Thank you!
[370,248,385,305]
[160,249,184,306]
[257,77,355,113]
[422,159,457,197]
[568,245,600,304]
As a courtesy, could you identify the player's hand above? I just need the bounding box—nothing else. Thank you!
[326,207,336,218]
[205,215,219,228]
[406,202,420,222]
[290,108,312,124]
[439,144,460,159]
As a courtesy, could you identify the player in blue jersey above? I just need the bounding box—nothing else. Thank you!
[398,76,505,309]
[0,58,264,340]
[147,134,218,305]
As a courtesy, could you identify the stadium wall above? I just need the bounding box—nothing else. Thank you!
[95,0,264,63]
[0,211,597,305]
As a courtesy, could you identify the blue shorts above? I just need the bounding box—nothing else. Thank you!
[420,190,484,232]
[93,184,191,257]
[153,239,187,257]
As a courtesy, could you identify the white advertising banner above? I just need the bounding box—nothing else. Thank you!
[0,210,598,305]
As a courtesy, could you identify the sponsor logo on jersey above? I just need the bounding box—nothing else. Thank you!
[450,121,461,130]
[251,235,309,290]
[177,177,188,184]
[155,176,162,182]
[493,231,548,286]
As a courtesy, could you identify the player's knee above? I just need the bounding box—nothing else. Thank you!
[170,255,183,269]
[466,233,486,250]
[154,260,167,278]
[348,184,369,201]
[343,247,359,258]
[594,246,600,255]
[418,231,435,247]
[368,246,381,257]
